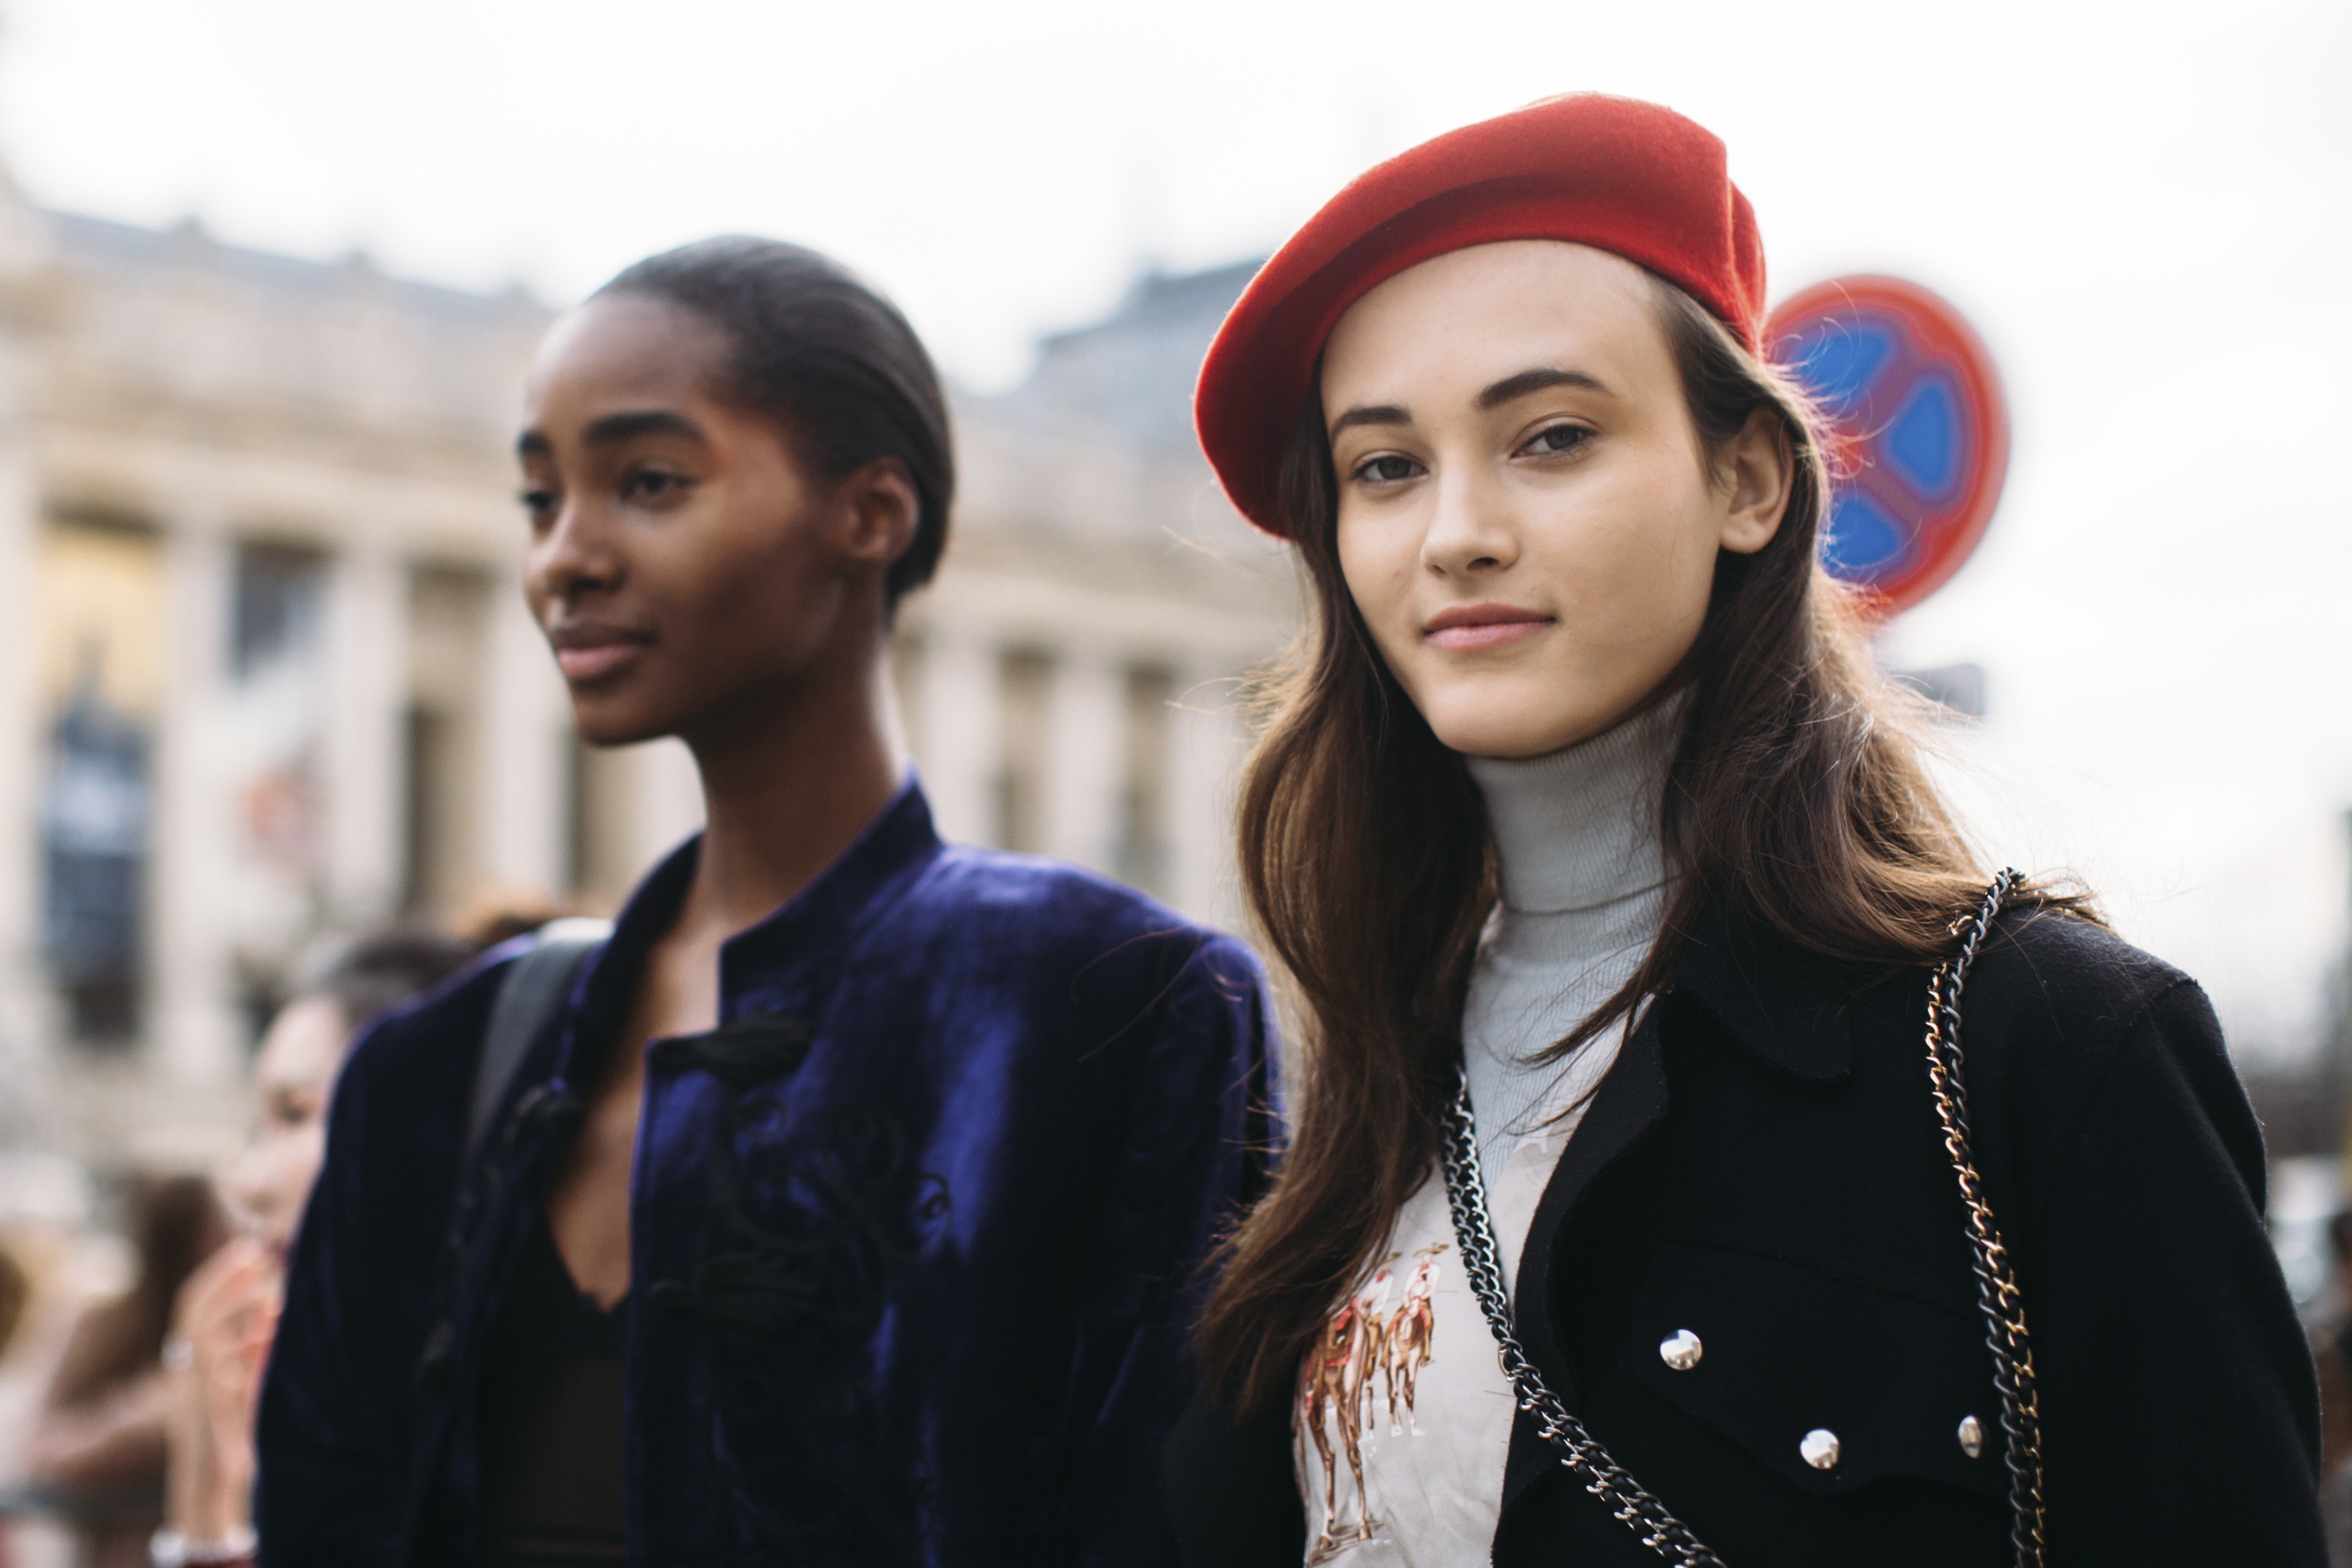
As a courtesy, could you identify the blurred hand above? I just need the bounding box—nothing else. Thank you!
[165,1237,280,1539]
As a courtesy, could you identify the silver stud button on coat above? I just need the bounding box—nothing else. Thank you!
[1957,1414,1984,1458]
[1658,1328,1702,1371]
[1801,1429,1842,1470]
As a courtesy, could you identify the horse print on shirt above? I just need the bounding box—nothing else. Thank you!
[1298,1243,1446,1561]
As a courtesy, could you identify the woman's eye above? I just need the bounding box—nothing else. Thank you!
[620,468,688,504]
[518,487,557,524]
[1522,423,1592,457]
[1353,455,1422,485]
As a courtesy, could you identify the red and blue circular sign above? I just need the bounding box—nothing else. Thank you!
[1767,275,2009,618]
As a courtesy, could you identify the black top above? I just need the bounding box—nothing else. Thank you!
[475,1218,628,1566]
[1163,906,2326,1566]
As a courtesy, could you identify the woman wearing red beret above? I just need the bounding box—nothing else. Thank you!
[1164,94,2322,1566]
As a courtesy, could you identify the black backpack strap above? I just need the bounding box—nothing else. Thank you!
[463,916,612,1167]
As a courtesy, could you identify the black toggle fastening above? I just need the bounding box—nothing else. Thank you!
[650,1011,817,1090]
[501,1084,585,1152]
[646,1247,833,1338]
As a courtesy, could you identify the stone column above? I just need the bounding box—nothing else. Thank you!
[321,540,405,926]
[0,356,44,1061]
[151,517,240,1085]
[632,739,705,877]
[1044,647,1123,875]
[916,625,996,847]
[480,578,566,900]
[1170,663,1247,931]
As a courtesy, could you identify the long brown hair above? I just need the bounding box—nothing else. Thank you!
[1200,274,2086,1418]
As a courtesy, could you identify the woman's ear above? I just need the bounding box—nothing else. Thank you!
[836,457,922,574]
[1719,407,1793,557]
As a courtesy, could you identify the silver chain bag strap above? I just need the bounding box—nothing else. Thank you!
[1438,1071,1727,1567]
[1436,868,2043,1567]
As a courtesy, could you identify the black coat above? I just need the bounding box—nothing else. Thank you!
[1163,907,2324,1565]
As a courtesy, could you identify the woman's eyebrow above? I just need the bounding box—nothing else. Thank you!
[512,409,708,458]
[583,409,707,447]
[1328,367,1610,438]
[1477,367,1609,409]
[1328,402,1411,437]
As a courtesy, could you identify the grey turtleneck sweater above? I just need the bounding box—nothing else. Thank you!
[1462,697,1681,1197]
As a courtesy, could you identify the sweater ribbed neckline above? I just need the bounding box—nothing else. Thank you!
[1459,695,1682,1193]
[1464,696,1679,918]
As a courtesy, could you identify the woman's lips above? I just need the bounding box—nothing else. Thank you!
[556,643,645,682]
[1424,605,1554,652]
[548,625,654,683]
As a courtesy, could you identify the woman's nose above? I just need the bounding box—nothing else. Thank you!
[1419,464,1518,578]
[531,503,622,604]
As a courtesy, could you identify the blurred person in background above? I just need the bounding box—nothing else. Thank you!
[0,1234,30,1568]
[152,928,483,1568]
[0,1244,27,1369]
[258,235,1277,1568]
[1165,94,2320,1565]
[25,1175,226,1568]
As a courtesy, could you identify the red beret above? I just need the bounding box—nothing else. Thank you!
[1195,94,1765,538]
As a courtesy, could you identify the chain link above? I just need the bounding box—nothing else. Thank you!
[1439,869,2044,1567]
[1440,1066,1726,1566]
[1923,868,2048,1567]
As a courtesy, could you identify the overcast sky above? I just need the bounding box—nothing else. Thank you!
[2,0,2346,1058]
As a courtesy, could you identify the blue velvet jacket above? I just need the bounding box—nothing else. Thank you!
[255,781,1280,1566]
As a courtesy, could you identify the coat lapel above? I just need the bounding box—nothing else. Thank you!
[1492,912,1864,1517]
[1672,907,1857,1081]
[1499,1004,1671,1510]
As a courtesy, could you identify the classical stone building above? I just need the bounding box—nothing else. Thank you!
[0,166,1288,1169]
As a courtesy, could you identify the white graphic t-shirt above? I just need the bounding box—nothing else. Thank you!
[1291,1051,1612,1564]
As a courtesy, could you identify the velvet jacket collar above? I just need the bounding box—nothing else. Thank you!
[546,774,945,1092]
